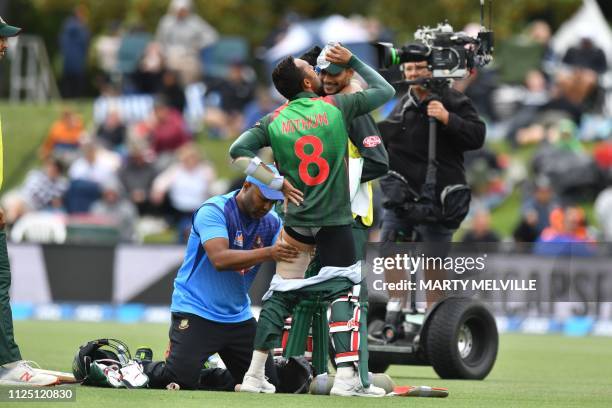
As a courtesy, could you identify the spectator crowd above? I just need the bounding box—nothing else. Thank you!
[2,0,612,248]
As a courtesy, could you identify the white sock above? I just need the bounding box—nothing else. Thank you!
[337,366,354,379]
[245,350,268,378]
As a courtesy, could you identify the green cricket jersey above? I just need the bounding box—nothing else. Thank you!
[230,55,395,227]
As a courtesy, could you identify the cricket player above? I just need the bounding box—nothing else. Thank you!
[317,49,389,389]
[229,44,394,396]
[142,169,299,390]
[0,16,60,386]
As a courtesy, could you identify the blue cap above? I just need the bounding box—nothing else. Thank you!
[246,164,285,201]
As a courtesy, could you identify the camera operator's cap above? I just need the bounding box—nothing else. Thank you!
[246,164,285,201]
[0,16,21,37]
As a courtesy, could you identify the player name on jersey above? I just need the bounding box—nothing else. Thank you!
[281,112,329,134]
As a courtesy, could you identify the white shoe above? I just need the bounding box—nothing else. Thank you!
[0,361,59,386]
[330,373,386,397]
[238,374,276,393]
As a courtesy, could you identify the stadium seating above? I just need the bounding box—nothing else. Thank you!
[200,36,249,79]
[93,83,207,133]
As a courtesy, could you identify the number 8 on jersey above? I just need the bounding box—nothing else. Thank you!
[294,135,330,186]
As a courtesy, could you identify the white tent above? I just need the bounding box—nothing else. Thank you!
[265,15,372,63]
[551,0,612,63]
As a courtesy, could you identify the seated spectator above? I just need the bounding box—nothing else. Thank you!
[535,206,595,256]
[514,90,583,147]
[93,20,122,91]
[462,208,500,243]
[562,32,608,74]
[119,141,158,215]
[1,157,68,225]
[132,41,166,94]
[40,107,85,162]
[465,147,509,210]
[529,20,558,77]
[68,140,118,185]
[539,206,593,243]
[95,109,126,152]
[156,0,218,85]
[513,176,558,243]
[159,70,186,114]
[556,31,607,108]
[203,61,256,139]
[506,69,552,145]
[90,178,138,242]
[64,180,101,214]
[149,98,191,159]
[242,86,278,131]
[151,143,216,242]
[522,69,550,106]
[117,23,152,94]
[530,120,600,201]
[65,140,118,213]
[513,209,541,243]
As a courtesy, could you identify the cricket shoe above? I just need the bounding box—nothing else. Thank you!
[237,374,275,393]
[330,373,386,397]
[0,360,60,386]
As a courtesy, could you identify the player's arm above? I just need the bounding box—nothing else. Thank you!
[442,92,486,151]
[229,120,269,159]
[197,204,298,271]
[205,238,298,271]
[348,115,389,182]
[229,120,303,205]
[342,80,389,182]
[325,45,395,121]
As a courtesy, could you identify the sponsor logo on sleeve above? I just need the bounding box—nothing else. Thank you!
[233,231,244,248]
[363,136,382,148]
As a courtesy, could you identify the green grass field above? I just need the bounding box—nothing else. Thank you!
[3,321,611,407]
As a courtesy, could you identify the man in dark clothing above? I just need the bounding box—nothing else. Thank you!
[377,60,486,329]
[379,61,486,222]
[59,5,90,98]
[118,144,157,215]
[562,35,608,74]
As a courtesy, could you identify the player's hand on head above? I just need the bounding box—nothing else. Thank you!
[326,44,352,66]
[281,179,304,207]
[271,240,299,263]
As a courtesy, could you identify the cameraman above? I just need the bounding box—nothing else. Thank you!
[377,60,485,331]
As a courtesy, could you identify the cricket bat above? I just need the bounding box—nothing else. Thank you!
[391,385,449,397]
[32,368,79,384]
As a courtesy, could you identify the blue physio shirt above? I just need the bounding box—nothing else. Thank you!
[171,191,281,323]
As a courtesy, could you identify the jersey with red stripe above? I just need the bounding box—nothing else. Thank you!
[262,95,352,227]
[230,85,390,227]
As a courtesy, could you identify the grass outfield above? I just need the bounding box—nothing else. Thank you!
[3,321,611,407]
